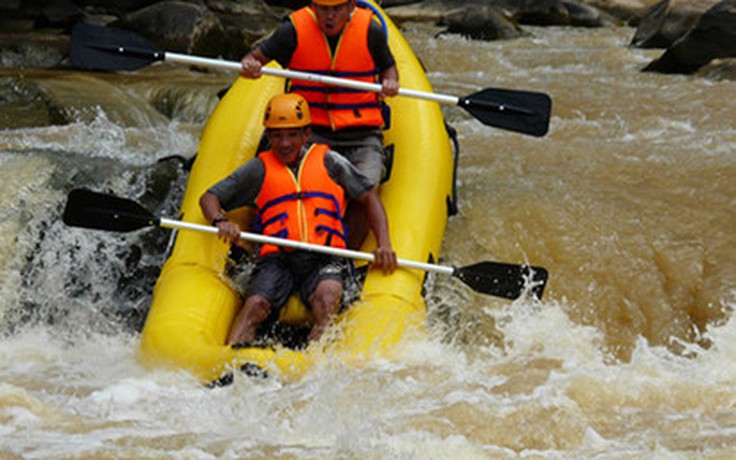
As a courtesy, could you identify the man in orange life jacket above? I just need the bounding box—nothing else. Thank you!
[200,93,397,346]
[240,0,399,249]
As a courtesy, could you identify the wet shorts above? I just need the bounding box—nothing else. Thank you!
[247,251,346,312]
[310,129,385,186]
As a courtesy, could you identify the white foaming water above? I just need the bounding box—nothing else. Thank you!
[2,295,736,458]
[0,108,199,166]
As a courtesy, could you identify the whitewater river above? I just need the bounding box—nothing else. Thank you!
[1,24,735,458]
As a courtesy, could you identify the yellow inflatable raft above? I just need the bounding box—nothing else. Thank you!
[138,1,454,384]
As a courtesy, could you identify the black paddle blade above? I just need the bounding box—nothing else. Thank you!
[454,261,548,300]
[63,189,158,232]
[70,23,163,71]
[459,88,552,137]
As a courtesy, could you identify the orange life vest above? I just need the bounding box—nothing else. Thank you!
[288,6,384,130]
[255,144,347,256]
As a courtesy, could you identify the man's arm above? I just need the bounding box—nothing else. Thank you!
[240,48,272,78]
[368,21,398,97]
[355,188,397,273]
[199,159,264,246]
[200,190,225,225]
[380,65,399,97]
[241,21,297,78]
[200,191,242,245]
[324,150,396,273]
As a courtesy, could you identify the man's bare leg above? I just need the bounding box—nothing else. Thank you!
[227,294,271,345]
[308,279,343,342]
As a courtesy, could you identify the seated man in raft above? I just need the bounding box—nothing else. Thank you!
[200,93,397,346]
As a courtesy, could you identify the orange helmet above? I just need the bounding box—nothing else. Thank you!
[312,0,350,6]
[263,93,311,128]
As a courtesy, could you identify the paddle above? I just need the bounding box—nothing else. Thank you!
[69,23,551,137]
[62,189,548,300]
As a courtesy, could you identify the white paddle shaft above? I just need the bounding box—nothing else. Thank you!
[164,52,459,105]
[159,217,454,276]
